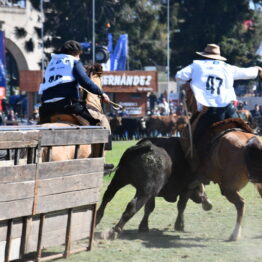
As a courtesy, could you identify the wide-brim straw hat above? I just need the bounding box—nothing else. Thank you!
[196,43,227,61]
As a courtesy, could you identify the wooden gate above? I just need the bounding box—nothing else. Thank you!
[0,126,109,261]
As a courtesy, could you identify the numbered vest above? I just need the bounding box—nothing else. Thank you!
[190,60,236,107]
[39,54,77,95]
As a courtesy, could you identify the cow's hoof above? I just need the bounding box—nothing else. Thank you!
[100,229,119,240]
[174,222,184,232]
[138,225,149,232]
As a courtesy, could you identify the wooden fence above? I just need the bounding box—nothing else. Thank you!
[0,126,109,262]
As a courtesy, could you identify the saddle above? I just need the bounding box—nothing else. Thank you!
[208,118,253,138]
[50,114,90,126]
[197,118,254,158]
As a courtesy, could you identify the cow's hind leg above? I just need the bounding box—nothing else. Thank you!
[96,174,128,225]
[104,192,151,240]
[138,198,155,232]
[174,192,190,232]
[222,189,245,241]
[255,183,262,197]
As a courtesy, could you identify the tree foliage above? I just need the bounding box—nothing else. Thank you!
[29,0,262,73]
[172,0,262,73]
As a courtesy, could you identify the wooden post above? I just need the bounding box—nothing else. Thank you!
[36,214,45,261]
[27,147,34,164]
[46,146,52,162]
[88,204,97,251]
[74,145,80,159]
[14,148,20,165]
[5,219,13,262]
[64,208,73,258]
[20,216,30,258]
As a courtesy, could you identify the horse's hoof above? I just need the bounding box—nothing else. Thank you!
[228,234,240,241]
[100,229,119,240]
[202,199,212,211]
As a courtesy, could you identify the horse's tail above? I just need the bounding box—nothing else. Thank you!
[244,136,262,183]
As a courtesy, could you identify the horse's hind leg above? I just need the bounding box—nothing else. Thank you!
[222,189,245,241]
[138,198,155,232]
[96,174,128,225]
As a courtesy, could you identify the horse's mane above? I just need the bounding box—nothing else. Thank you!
[84,63,103,77]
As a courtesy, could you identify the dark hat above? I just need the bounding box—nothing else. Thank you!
[60,40,82,55]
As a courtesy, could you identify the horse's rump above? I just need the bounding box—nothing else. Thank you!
[244,136,262,183]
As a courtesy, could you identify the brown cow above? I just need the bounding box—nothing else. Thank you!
[146,115,177,137]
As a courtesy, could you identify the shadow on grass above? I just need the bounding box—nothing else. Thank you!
[96,228,208,249]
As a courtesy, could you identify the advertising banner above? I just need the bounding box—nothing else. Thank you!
[0,31,6,90]
[0,31,6,100]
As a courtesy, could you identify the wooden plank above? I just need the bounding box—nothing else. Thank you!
[8,218,23,261]
[42,211,68,249]
[38,158,104,180]
[0,221,7,242]
[0,241,5,262]
[71,207,92,241]
[37,172,103,197]
[40,128,109,146]
[0,130,39,149]
[0,164,36,183]
[35,188,100,214]
[0,181,35,202]
[0,199,34,221]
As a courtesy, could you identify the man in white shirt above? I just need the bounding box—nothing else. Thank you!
[175,43,262,146]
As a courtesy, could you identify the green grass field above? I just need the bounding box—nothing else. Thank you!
[57,140,262,262]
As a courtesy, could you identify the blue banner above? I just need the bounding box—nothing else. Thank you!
[0,31,6,88]
[108,33,113,54]
[111,34,128,71]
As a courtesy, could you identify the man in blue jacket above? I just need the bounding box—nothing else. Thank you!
[38,40,110,124]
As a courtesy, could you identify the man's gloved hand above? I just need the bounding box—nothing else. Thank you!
[101,93,110,103]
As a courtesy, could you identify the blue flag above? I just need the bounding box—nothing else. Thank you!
[108,33,113,54]
[111,34,128,71]
[0,31,6,88]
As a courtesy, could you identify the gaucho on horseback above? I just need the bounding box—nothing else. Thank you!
[175,43,262,177]
[38,40,114,169]
[38,40,111,125]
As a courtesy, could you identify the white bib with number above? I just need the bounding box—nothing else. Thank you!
[39,54,78,95]
[190,60,236,107]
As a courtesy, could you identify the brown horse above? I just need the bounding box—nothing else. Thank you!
[41,123,92,162]
[196,119,262,241]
